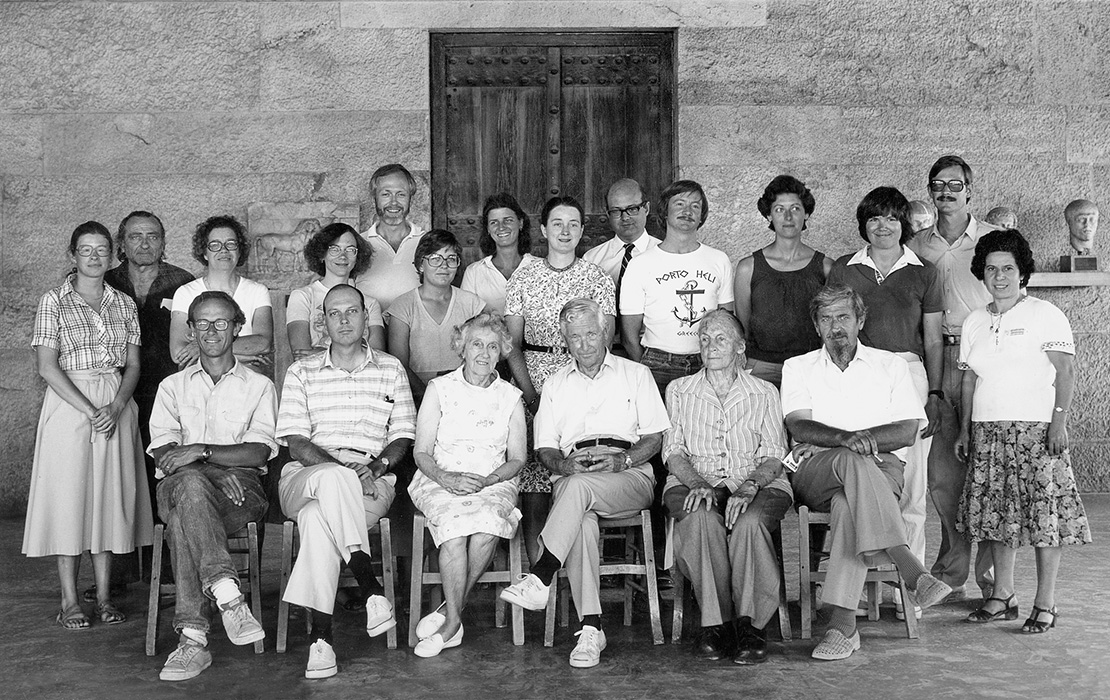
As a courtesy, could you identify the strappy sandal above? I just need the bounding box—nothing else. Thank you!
[1021,605,1057,634]
[56,604,91,630]
[95,601,127,625]
[966,594,1018,623]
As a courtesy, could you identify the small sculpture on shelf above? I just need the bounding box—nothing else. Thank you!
[984,206,1017,229]
[1061,199,1099,272]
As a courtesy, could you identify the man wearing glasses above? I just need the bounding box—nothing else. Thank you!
[355,163,428,310]
[148,292,278,680]
[907,154,998,603]
[277,284,416,679]
[584,178,659,356]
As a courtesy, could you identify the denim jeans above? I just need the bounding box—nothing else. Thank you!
[640,346,702,397]
[156,465,268,634]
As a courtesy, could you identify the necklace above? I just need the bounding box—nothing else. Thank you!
[544,257,577,273]
[988,295,1026,345]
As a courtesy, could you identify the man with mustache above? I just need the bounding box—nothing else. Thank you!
[355,163,427,310]
[781,285,950,660]
[907,155,997,603]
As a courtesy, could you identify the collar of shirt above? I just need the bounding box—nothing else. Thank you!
[60,273,119,308]
[816,341,883,372]
[183,358,252,386]
[567,350,616,379]
[363,221,423,244]
[678,367,758,411]
[321,343,376,372]
[917,214,992,249]
[847,245,924,277]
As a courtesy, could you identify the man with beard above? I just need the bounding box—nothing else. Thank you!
[781,285,950,661]
[907,155,997,601]
[355,163,427,309]
[1064,199,1099,255]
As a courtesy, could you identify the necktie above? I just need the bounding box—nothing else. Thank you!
[615,242,635,317]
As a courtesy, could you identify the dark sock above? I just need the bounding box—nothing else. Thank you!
[581,614,602,631]
[531,550,562,586]
[885,545,928,590]
[347,551,383,599]
[828,607,856,637]
[310,610,333,644]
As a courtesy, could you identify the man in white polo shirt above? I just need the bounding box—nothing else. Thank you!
[499,298,670,669]
[781,285,950,661]
[354,163,427,310]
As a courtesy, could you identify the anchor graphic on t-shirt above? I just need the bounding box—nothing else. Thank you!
[672,280,707,326]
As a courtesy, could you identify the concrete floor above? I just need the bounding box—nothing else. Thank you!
[1,496,1107,700]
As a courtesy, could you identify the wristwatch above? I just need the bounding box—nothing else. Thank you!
[623,452,634,470]
[379,456,392,470]
[200,445,212,462]
[927,390,945,401]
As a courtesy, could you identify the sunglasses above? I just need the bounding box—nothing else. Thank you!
[928,179,967,193]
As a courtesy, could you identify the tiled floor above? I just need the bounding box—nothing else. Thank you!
[2,496,1106,699]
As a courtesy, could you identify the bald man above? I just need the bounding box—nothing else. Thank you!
[1065,199,1099,255]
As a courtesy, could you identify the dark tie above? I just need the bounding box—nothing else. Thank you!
[615,242,635,317]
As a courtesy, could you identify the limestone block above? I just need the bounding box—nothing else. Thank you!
[1031,1,1110,107]
[260,4,426,111]
[0,460,32,518]
[1070,442,1110,494]
[0,288,40,351]
[0,352,41,517]
[0,3,260,112]
[0,116,44,176]
[1067,331,1110,443]
[680,106,845,166]
[340,1,767,30]
[42,111,428,175]
[1066,107,1110,165]
[1034,288,1110,335]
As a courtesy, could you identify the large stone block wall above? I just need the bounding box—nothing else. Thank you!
[2,0,1108,515]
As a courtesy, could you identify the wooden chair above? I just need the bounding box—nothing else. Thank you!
[276,518,398,651]
[145,521,264,656]
[544,509,664,646]
[798,505,918,639]
[669,524,792,643]
[407,511,525,648]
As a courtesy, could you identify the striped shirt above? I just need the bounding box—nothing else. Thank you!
[277,346,416,459]
[662,369,791,494]
[148,360,279,477]
[31,275,141,370]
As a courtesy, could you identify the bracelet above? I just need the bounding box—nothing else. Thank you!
[928,389,945,401]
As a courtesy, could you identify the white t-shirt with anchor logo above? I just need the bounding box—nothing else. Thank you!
[619,243,735,354]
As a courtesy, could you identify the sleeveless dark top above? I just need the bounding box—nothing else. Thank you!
[746,249,827,364]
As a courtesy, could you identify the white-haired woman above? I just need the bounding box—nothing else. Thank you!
[408,312,527,657]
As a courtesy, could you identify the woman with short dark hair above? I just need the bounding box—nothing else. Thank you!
[461,193,538,315]
[956,229,1091,633]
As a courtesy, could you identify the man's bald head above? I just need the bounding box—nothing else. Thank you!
[605,178,650,241]
[323,283,365,314]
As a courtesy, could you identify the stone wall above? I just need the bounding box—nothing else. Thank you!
[2,0,1108,514]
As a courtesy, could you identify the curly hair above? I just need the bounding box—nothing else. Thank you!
[450,311,514,359]
[479,193,532,257]
[855,186,914,246]
[192,215,249,268]
[756,175,815,232]
[303,222,373,278]
[658,180,709,229]
[187,290,246,327]
[970,229,1036,288]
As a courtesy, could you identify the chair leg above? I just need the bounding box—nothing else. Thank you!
[509,529,524,646]
[544,572,559,647]
[639,511,665,645]
[622,528,635,626]
[379,518,398,650]
[799,507,813,640]
[145,524,165,656]
[773,528,792,641]
[899,575,920,639]
[494,545,507,629]
[670,564,685,644]
[408,514,427,649]
[277,521,294,653]
[247,522,264,654]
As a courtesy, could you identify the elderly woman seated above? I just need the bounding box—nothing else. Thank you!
[408,312,527,657]
[662,310,792,665]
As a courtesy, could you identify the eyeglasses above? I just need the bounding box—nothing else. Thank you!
[423,254,461,268]
[76,245,111,258]
[327,245,358,258]
[189,319,232,331]
[606,201,648,219]
[928,179,967,193]
[206,240,240,252]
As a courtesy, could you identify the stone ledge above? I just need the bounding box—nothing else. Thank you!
[340,1,766,30]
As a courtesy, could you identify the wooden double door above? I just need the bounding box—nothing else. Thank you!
[430,31,676,263]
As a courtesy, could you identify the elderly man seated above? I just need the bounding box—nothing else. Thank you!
[148,292,278,681]
[662,310,792,665]
[781,285,951,661]
[276,284,416,679]
[500,298,670,668]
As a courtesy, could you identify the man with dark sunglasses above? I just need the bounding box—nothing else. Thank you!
[907,155,999,604]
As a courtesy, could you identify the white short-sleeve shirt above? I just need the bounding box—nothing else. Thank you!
[354,222,426,310]
[171,277,272,336]
[286,280,384,349]
[460,254,538,316]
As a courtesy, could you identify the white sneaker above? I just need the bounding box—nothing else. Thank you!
[569,625,607,668]
[365,594,396,637]
[305,639,337,679]
[499,574,550,611]
[159,639,212,681]
[217,595,265,646]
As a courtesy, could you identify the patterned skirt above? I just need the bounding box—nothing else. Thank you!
[518,350,573,494]
[957,421,1092,548]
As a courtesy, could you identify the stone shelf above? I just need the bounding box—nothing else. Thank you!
[1027,271,1110,287]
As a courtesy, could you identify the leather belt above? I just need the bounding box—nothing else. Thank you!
[523,342,568,355]
[572,437,632,451]
[942,334,960,347]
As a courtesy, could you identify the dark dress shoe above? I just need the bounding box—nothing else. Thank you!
[694,625,730,660]
[733,626,768,665]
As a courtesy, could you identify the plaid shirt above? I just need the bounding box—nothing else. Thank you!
[277,346,416,459]
[31,275,141,370]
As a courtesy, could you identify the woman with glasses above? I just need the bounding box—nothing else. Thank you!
[386,229,485,403]
[733,175,832,388]
[503,195,616,563]
[287,223,385,360]
[23,221,152,630]
[460,193,538,315]
[169,216,274,374]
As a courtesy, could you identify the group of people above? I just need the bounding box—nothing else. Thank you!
[22,156,1092,680]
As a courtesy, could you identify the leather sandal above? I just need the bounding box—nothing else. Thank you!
[96,601,127,625]
[966,594,1018,623]
[56,604,91,630]
[1021,606,1058,634]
